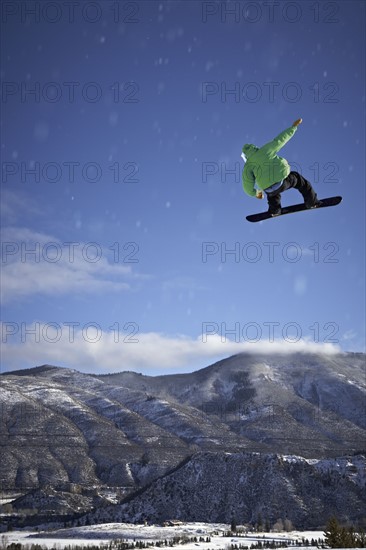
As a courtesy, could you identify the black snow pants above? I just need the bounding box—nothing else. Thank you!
[265,171,318,213]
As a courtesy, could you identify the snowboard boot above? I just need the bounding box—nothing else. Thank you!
[269,208,281,217]
[305,199,322,209]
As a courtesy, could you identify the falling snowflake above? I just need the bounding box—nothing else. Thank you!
[109,112,119,126]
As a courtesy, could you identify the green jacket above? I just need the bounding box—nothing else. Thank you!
[242,126,297,197]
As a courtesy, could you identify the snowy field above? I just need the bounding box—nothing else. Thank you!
[2,523,328,549]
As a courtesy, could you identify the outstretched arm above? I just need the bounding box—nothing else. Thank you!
[261,118,302,156]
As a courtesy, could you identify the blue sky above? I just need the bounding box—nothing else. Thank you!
[1,0,365,374]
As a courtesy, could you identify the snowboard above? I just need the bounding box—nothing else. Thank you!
[246,196,342,223]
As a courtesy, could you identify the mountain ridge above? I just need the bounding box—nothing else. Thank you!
[1,352,365,527]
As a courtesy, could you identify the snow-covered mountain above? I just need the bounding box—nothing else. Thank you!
[85,451,366,529]
[1,352,365,526]
[100,352,366,457]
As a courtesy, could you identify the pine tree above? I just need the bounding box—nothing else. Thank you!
[323,517,361,548]
[324,517,341,548]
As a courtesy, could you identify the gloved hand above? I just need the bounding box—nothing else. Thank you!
[256,190,264,199]
[292,118,302,127]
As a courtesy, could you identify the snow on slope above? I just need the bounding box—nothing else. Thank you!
[84,451,366,529]
[1,352,365,525]
[4,523,327,550]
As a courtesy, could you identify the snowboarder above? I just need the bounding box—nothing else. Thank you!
[241,118,321,216]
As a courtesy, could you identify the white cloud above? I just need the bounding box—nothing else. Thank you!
[1,323,342,374]
[341,329,358,341]
[1,227,144,303]
[0,190,42,225]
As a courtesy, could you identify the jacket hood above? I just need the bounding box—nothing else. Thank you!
[242,144,259,158]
